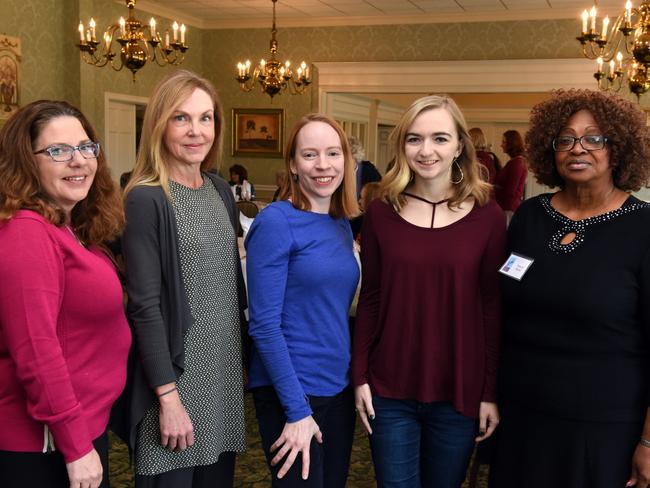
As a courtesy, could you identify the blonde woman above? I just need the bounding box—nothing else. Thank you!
[352,95,506,487]
[120,70,247,488]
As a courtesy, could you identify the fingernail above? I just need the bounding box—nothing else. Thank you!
[369,414,375,420]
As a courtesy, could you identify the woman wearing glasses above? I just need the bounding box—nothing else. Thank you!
[120,70,246,488]
[491,89,650,488]
[0,100,130,488]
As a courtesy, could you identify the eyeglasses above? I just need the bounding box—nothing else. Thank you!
[33,142,100,162]
[552,135,608,152]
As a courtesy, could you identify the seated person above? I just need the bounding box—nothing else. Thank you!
[350,181,382,241]
[229,164,255,201]
[272,169,287,202]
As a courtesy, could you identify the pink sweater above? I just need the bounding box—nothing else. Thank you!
[0,210,131,463]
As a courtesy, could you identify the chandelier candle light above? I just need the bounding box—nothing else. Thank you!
[577,1,650,98]
[235,0,312,98]
[76,0,188,81]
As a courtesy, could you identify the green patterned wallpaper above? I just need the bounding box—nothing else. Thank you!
[0,0,203,138]
[78,0,204,141]
[0,0,77,104]
[0,2,585,185]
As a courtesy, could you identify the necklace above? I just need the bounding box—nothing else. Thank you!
[65,225,85,247]
[402,192,450,228]
[541,194,648,254]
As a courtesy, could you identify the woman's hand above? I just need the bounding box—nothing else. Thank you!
[475,401,499,442]
[270,415,322,480]
[628,444,650,487]
[354,383,375,435]
[66,448,102,488]
[157,386,194,452]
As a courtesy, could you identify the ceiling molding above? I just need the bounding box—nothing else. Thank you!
[126,0,208,29]
[315,59,597,96]
[120,1,620,30]
[199,9,584,29]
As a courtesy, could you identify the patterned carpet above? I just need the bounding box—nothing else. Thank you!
[108,393,489,487]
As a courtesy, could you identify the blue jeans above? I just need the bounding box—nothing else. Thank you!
[369,396,477,488]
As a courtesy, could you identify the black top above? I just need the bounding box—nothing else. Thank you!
[499,194,650,422]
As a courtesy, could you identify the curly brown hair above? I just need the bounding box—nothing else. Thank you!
[0,100,124,246]
[526,89,650,191]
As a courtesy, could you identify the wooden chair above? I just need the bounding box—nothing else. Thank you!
[237,200,260,219]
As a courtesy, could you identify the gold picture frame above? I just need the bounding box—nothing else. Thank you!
[0,34,21,121]
[231,108,284,158]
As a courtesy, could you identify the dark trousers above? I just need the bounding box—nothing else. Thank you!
[0,431,109,488]
[252,386,356,488]
[135,451,236,488]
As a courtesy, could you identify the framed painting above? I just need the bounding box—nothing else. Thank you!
[232,108,284,158]
[0,34,21,120]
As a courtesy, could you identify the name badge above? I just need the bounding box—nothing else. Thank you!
[498,253,534,281]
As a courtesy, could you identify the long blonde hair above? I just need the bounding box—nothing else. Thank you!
[381,95,491,210]
[124,69,223,198]
[278,113,359,219]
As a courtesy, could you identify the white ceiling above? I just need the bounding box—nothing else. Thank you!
[133,0,628,29]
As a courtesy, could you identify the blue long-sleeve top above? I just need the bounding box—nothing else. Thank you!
[245,201,360,422]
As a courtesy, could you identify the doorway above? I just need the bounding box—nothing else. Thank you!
[104,92,148,185]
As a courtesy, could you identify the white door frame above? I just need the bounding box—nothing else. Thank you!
[104,91,149,148]
[314,59,597,197]
[315,58,597,115]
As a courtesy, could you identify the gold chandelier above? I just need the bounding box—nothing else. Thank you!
[577,1,650,98]
[235,0,312,98]
[76,0,188,81]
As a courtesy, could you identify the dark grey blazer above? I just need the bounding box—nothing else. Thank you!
[111,172,247,450]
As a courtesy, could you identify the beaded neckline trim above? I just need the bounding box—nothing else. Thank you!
[540,194,649,254]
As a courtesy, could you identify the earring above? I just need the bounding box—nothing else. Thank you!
[292,172,298,181]
[450,158,464,185]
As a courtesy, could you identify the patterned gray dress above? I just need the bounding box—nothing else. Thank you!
[135,178,246,475]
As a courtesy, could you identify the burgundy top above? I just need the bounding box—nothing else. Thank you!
[351,199,506,417]
[0,211,131,462]
[476,150,498,185]
[495,155,527,212]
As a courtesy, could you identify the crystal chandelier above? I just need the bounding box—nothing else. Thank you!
[577,1,650,98]
[235,0,312,98]
[76,0,188,82]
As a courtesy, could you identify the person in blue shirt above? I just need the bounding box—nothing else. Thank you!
[245,113,360,487]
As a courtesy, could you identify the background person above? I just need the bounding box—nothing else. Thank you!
[0,100,130,488]
[245,114,360,487]
[469,127,499,184]
[120,69,247,488]
[352,95,506,488]
[229,163,255,201]
[491,89,650,488]
[350,181,382,241]
[348,135,382,199]
[494,129,527,222]
[272,169,287,202]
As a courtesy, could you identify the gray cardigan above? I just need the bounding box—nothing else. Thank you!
[111,173,247,450]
